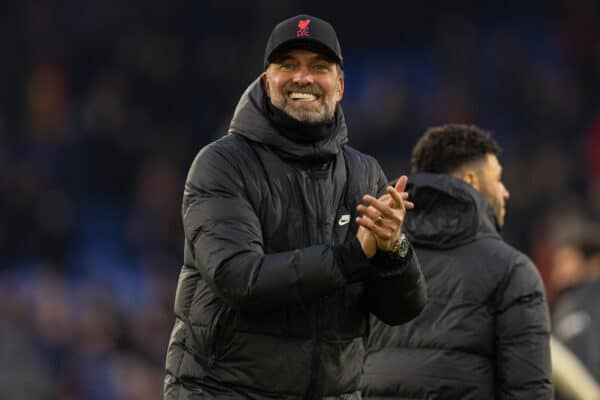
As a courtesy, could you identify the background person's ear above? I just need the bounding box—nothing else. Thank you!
[461,170,480,191]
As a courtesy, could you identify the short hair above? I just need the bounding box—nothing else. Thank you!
[410,124,501,174]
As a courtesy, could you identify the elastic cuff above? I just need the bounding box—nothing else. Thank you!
[372,245,414,272]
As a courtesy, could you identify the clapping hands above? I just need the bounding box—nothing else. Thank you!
[355,176,413,258]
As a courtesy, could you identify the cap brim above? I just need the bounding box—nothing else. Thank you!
[266,39,341,67]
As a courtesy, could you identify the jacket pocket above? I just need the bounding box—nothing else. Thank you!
[207,303,233,368]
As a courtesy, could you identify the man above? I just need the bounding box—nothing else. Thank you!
[164,14,426,399]
[363,124,553,399]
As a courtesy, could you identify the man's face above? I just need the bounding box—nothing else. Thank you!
[262,48,344,124]
[477,153,510,227]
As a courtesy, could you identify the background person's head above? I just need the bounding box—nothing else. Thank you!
[261,15,344,124]
[411,123,510,226]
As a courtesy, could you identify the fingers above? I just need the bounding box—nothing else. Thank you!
[356,201,384,222]
[387,175,409,210]
[357,196,401,240]
[398,194,414,209]
[358,213,397,239]
[355,175,412,249]
[387,185,404,211]
[377,176,410,210]
[355,215,396,240]
[394,175,408,193]
[360,194,402,221]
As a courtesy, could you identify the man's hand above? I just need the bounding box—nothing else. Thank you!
[355,176,413,257]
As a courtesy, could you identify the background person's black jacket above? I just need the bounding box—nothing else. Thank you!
[163,78,427,400]
[363,173,553,400]
[553,278,600,383]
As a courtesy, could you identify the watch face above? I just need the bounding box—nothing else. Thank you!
[398,237,410,258]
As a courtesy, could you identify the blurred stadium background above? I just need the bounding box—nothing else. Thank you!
[1,1,599,398]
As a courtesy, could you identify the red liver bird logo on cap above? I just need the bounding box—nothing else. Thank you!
[297,19,311,37]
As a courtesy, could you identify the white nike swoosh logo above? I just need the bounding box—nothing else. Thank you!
[338,214,350,225]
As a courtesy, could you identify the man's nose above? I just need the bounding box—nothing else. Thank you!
[502,183,510,199]
[292,65,314,83]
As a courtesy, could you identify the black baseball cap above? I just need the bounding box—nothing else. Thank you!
[264,14,343,69]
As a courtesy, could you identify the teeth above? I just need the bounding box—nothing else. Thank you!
[289,92,317,101]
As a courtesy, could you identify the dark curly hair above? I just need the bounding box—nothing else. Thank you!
[411,124,501,173]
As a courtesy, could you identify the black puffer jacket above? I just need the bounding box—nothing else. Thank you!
[164,78,427,400]
[363,173,552,400]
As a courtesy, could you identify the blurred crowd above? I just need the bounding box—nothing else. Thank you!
[1,0,600,398]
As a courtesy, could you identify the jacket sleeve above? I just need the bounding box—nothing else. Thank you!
[183,144,373,313]
[363,163,427,326]
[365,245,427,325]
[495,253,553,399]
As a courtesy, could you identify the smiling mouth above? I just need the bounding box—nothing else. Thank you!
[288,92,319,101]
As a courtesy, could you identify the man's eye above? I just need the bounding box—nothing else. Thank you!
[280,63,295,70]
[313,64,328,71]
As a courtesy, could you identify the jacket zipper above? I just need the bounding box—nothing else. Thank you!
[305,300,325,400]
[304,174,325,399]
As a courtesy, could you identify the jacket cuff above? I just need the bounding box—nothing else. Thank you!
[371,245,414,274]
[335,236,373,283]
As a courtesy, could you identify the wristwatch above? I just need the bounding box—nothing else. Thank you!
[388,233,410,259]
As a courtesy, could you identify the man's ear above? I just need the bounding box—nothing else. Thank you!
[336,77,344,102]
[460,170,480,191]
[261,72,270,98]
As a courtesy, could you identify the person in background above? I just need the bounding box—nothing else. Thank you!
[552,223,600,383]
[363,124,552,399]
[164,14,426,399]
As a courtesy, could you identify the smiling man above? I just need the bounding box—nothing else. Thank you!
[163,14,427,399]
